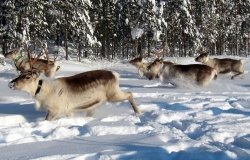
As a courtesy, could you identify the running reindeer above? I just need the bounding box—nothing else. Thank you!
[8,70,141,120]
[129,57,148,77]
[195,52,244,80]
[4,42,60,77]
[147,58,217,87]
[129,50,164,79]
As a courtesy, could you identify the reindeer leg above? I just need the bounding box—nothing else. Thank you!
[231,72,243,80]
[45,111,56,121]
[86,110,94,117]
[138,69,144,78]
[108,91,141,116]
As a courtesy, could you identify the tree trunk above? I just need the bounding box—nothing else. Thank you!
[64,27,69,60]
[236,28,239,56]
[246,37,249,56]
[147,35,151,57]
[138,38,142,57]
[183,37,187,57]
[2,40,6,55]
[78,42,81,62]
[162,33,169,57]
[178,39,181,57]
[134,39,138,57]
[126,43,129,59]
[101,39,106,58]
[122,39,125,58]
[107,38,110,59]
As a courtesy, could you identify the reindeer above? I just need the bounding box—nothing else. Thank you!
[147,58,217,86]
[4,45,60,77]
[129,57,156,79]
[8,70,141,120]
[147,49,164,58]
[129,57,148,77]
[146,58,166,80]
[0,58,6,66]
[195,53,244,80]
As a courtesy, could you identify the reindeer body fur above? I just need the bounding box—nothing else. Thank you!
[195,53,244,79]
[147,59,217,86]
[161,63,217,86]
[9,70,140,120]
[129,57,157,79]
[5,50,59,77]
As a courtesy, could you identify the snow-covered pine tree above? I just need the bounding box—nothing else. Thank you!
[191,0,216,55]
[1,0,250,58]
[50,0,96,60]
[0,0,18,54]
[90,0,118,58]
[164,0,200,57]
[225,0,250,56]
[114,0,132,58]
[124,0,164,57]
[1,0,49,54]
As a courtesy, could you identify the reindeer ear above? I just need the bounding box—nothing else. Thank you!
[204,53,209,57]
[25,75,32,79]
[32,70,40,78]
[159,58,163,63]
[141,58,146,63]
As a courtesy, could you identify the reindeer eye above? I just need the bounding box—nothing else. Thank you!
[25,76,31,79]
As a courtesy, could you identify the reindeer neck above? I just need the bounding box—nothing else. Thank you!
[138,63,147,73]
[35,80,43,96]
[204,58,214,67]
[33,80,55,100]
[14,54,23,64]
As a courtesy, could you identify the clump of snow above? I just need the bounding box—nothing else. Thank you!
[153,30,162,41]
[131,28,144,40]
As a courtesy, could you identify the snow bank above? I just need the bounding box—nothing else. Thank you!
[0,56,250,159]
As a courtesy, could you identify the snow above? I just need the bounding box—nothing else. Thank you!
[153,30,161,41]
[0,56,250,159]
[131,28,144,40]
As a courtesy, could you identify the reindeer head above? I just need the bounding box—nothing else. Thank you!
[4,50,19,60]
[147,58,163,73]
[140,58,162,80]
[9,71,40,94]
[195,53,209,63]
[129,57,145,67]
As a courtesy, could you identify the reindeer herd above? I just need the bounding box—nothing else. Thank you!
[2,44,245,121]
[4,44,60,77]
[5,43,140,120]
[129,53,244,87]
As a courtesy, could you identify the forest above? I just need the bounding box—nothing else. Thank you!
[1,0,250,60]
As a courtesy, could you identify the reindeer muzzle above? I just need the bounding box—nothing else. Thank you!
[8,81,15,89]
[56,66,60,71]
[195,57,199,62]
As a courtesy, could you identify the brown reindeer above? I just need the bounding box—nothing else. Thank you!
[4,45,60,77]
[129,57,157,79]
[129,57,148,77]
[147,58,217,86]
[8,70,141,120]
[195,53,244,80]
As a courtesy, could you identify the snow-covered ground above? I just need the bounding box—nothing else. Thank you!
[0,55,250,160]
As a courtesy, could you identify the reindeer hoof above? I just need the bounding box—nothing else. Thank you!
[135,111,141,117]
[56,66,60,71]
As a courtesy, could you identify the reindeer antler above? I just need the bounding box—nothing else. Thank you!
[41,42,58,65]
[24,40,44,70]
